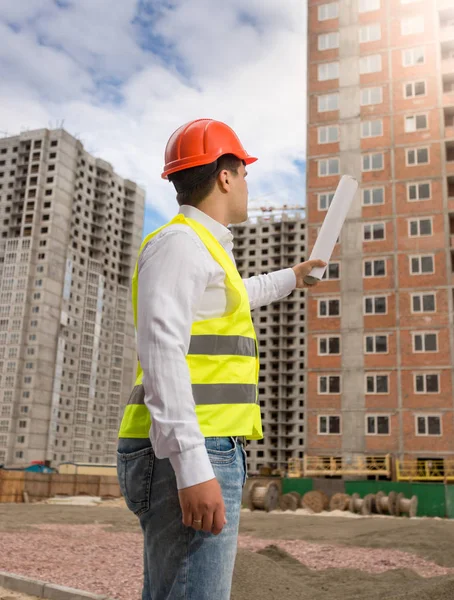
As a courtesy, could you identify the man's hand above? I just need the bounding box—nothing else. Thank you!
[178,478,226,535]
[292,259,327,288]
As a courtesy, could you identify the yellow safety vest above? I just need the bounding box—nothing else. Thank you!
[118,214,263,440]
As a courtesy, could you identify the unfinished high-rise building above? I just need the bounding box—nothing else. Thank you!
[0,129,144,467]
[231,213,306,473]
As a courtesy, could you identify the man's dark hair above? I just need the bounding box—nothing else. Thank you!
[168,154,243,207]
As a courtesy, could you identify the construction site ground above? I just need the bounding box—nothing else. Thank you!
[1,501,454,600]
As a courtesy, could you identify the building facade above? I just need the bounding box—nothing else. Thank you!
[0,129,144,466]
[231,213,306,473]
[306,0,454,464]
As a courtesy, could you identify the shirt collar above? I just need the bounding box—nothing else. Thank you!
[179,205,233,244]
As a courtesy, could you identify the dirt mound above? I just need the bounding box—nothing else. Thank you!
[232,548,316,600]
[232,545,454,600]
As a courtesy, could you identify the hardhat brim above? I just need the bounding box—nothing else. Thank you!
[162,153,258,179]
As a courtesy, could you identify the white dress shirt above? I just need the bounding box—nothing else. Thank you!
[136,205,297,489]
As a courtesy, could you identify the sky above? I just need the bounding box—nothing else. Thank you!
[0,0,308,234]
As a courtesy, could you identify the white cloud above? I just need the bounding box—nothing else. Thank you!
[0,0,308,224]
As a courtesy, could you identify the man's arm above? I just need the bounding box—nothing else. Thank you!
[242,269,296,310]
[242,260,328,309]
[137,229,215,490]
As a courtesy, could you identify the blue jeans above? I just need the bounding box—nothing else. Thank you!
[117,437,247,600]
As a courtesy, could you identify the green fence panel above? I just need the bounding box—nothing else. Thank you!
[410,483,445,518]
[445,486,454,519]
[281,478,313,496]
[344,481,411,499]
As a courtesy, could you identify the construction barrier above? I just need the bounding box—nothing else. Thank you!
[0,469,121,503]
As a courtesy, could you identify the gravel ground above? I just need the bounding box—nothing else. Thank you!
[1,504,454,600]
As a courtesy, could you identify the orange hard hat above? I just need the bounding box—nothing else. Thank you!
[161,118,258,179]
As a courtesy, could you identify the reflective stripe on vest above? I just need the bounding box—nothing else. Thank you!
[118,214,263,441]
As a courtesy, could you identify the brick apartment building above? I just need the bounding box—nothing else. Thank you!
[305,0,454,465]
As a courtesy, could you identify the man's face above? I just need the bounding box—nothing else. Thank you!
[228,164,249,224]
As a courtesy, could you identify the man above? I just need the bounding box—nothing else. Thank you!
[117,118,325,600]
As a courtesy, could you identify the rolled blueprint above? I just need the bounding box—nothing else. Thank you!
[303,175,358,285]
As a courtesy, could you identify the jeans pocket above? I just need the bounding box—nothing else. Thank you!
[206,436,237,465]
[117,446,154,516]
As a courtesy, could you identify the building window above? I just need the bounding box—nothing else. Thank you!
[416,415,441,436]
[318,158,340,177]
[365,374,389,394]
[318,336,341,355]
[318,376,341,394]
[366,415,390,435]
[365,334,388,353]
[364,295,387,315]
[359,54,382,75]
[363,222,385,241]
[18,420,27,428]
[359,24,381,43]
[412,293,436,313]
[318,32,339,51]
[318,298,341,317]
[413,332,437,353]
[409,217,432,237]
[318,192,335,211]
[322,262,340,280]
[406,147,429,166]
[361,120,383,138]
[318,62,339,81]
[404,80,426,98]
[405,114,428,133]
[318,2,339,21]
[359,0,380,11]
[414,373,439,394]
[318,126,339,144]
[362,152,384,171]
[407,181,430,201]
[401,16,424,36]
[364,258,386,277]
[15,451,24,459]
[410,255,434,275]
[319,415,341,435]
[362,187,384,205]
[318,93,339,112]
[403,47,425,67]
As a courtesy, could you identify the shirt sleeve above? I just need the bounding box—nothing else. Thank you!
[137,229,216,490]
[242,268,297,310]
